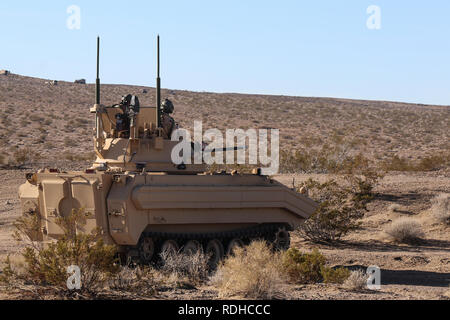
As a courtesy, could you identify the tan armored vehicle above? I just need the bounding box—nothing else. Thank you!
[18,37,318,265]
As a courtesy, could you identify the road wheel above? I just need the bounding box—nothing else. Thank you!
[161,239,179,255]
[273,228,290,251]
[226,238,244,256]
[206,239,224,269]
[182,240,202,255]
[138,237,155,264]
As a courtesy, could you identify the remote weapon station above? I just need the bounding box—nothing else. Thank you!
[18,36,318,266]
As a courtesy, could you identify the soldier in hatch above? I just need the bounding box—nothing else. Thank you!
[114,94,140,138]
[161,98,176,139]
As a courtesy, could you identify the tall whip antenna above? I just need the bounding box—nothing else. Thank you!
[95,36,101,105]
[156,35,161,128]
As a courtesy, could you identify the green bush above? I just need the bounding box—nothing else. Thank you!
[296,169,380,243]
[321,266,351,284]
[281,248,325,284]
[281,248,350,284]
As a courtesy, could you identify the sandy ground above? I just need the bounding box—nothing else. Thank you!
[0,167,448,300]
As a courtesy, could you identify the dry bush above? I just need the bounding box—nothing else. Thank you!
[159,249,209,286]
[388,204,402,213]
[279,143,370,175]
[214,241,285,299]
[431,194,450,225]
[385,218,424,244]
[297,170,380,243]
[64,137,77,147]
[108,266,158,297]
[281,248,349,284]
[444,285,450,299]
[343,270,368,291]
[63,151,96,162]
[12,148,31,167]
[381,153,450,172]
[4,209,120,297]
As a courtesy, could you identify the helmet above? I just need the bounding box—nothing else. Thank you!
[161,98,174,114]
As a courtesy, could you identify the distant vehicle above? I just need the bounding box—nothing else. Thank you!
[18,37,317,266]
[74,79,86,84]
[0,70,10,76]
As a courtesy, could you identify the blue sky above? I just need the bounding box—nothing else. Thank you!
[1,1,450,105]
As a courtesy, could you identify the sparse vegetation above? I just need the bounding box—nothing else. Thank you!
[296,170,380,243]
[321,266,351,284]
[343,270,368,291]
[381,153,450,172]
[64,137,77,147]
[388,204,402,213]
[430,194,450,225]
[281,248,325,284]
[108,266,159,297]
[159,249,209,286]
[385,218,425,244]
[4,209,120,297]
[281,248,350,284]
[214,241,285,299]
[11,148,39,167]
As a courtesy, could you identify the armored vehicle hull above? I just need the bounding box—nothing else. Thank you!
[18,36,318,265]
[19,169,316,263]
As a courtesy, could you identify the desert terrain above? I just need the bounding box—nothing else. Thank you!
[0,73,449,300]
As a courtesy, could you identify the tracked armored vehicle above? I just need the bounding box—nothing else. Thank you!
[18,37,318,266]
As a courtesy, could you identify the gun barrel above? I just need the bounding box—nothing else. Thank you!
[207,146,248,153]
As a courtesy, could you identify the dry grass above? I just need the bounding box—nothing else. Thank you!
[342,270,368,291]
[213,241,285,299]
[159,249,209,286]
[385,218,425,244]
[444,286,450,299]
[388,204,402,213]
[431,193,450,225]
[108,266,159,297]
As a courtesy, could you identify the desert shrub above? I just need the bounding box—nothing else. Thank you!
[63,152,96,162]
[0,256,16,285]
[11,148,39,167]
[444,285,450,299]
[279,134,371,174]
[64,137,77,147]
[388,204,401,213]
[385,218,424,244]
[381,153,450,172]
[281,248,349,284]
[108,266,158,297]
[214,241,285,299]
[321,266,350,284]
[159,249,209,286]
[343,270,368,291]
[296,170,380,243]
[281,248,325,284]
[380,155,413,171]
[7,209,120,295]
[431,194,450,225]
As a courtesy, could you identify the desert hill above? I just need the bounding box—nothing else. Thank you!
[0,73,448,169]
[0,73,449,300]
